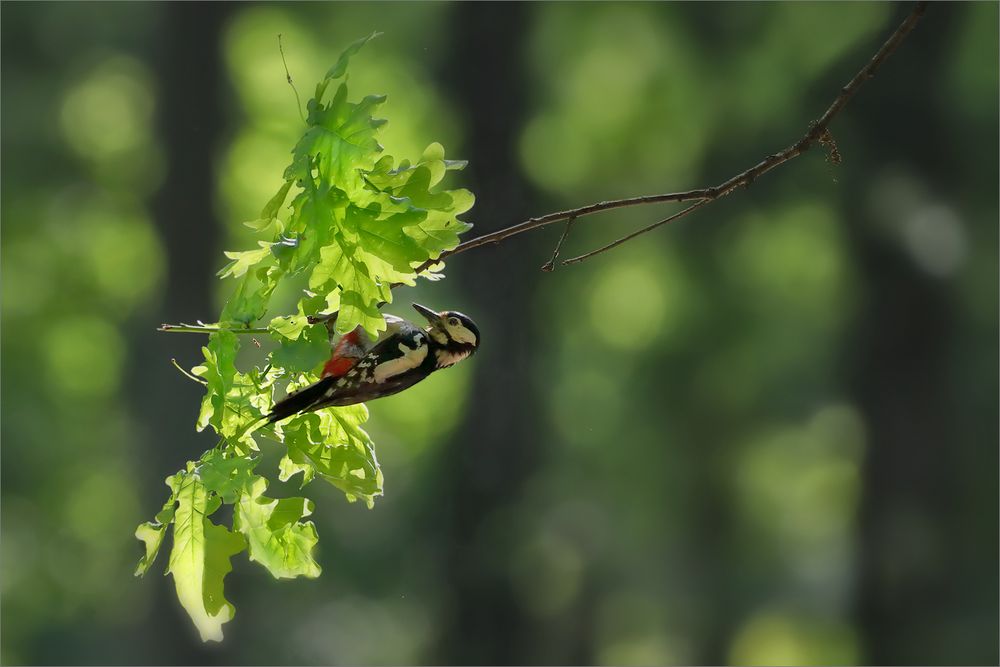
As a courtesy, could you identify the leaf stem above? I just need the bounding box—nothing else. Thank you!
[159,324,270,335]
[171,358,209,385]
[278,34,306,125]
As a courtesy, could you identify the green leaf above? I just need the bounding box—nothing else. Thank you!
[261,179,294,220]
[167,470,246,642]
[362,148,475,260]
[135,522,168,577]
[269,313,310,340]
[309,240,390,336]
[270,322,331,374]
[290,84,386,198]
[194,331,239,433]
[280,407,382,507]
[324,31,381,82]
[337,288,387,337]
[218,244,271,279]
[243,217,276,233]
[354,204,429,273]
[198,450,259,504]
[279,454,314,486]
[235,476,322,580]
[220,266,281,326]
[134,475,180,577]
[193,332,269,447]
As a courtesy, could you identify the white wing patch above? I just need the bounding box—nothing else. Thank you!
[373,338,427,383]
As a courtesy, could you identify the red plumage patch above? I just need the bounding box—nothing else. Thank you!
[322,356,355,378]
[321,328,367,378]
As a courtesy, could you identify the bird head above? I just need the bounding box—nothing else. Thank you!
[412,303,480,368]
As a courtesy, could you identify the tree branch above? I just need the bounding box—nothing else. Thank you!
[160,2,927,334]
[413,1,927,272]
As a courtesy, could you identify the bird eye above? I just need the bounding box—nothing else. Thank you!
[448,317,459,326]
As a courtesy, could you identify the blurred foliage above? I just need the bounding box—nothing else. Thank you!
[1,2,997,665]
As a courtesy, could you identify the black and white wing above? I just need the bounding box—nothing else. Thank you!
[268,321,431,421]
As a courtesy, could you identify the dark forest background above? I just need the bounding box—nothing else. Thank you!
[2,2,997,664]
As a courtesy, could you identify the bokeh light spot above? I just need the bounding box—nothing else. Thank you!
[587,256,671,352]
[729,611,859,665]
[509,531,584,617]
[734,404,866,578]
[43,316,125,399]
[903,204,968,277]
[59,56,155,162]
[595,591,688,665]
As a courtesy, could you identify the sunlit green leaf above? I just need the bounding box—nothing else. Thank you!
[167,470,246,642]
[198,450,259,504]
[269,313,310,340]
[324,31,381,81]
[193,331,239,433]
[134,475,179,577]
[235,476,322,580]
[278,453,315,486]
[280,407,382,507]
[220,266,281,326]
[218,244,271,279]
[261,179,294,221]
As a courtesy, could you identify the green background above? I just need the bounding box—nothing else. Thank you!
[2,2,997,664]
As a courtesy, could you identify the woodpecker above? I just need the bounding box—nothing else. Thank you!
[268,303,480,422]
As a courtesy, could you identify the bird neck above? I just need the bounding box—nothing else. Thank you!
[433,346,473,369]
[423,327,474,369]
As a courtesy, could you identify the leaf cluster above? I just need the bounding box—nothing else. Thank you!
[134,34,473,641]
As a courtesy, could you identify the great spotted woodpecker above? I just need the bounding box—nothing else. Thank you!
[268,303,480,422]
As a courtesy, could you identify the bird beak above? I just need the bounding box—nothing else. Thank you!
[412,303,443,326]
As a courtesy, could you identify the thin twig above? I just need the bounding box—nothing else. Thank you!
[562,200,710,265]
[540,215,577,272]
[278,33,306,124]
[159,323,270,335]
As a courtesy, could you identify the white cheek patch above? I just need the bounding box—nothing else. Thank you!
[435,349,471,368]
[373,341,427,383]
[446,323,477,345]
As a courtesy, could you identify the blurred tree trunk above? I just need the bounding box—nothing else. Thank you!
[130,2,234,661]
[848,238,957,663]
[431,3,544,663]
[846,6,997,663]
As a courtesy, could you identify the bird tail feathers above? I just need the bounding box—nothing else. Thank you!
[267,377,334,423]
